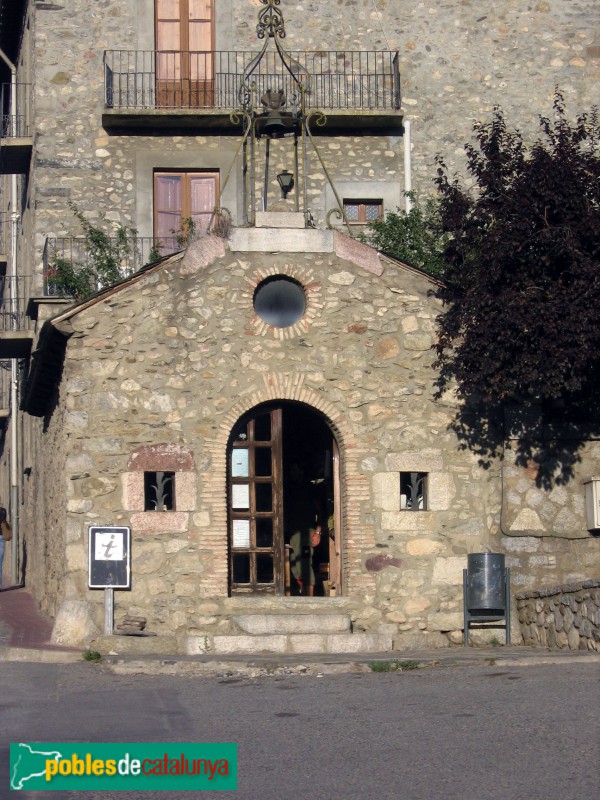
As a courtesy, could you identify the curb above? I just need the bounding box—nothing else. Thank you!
[0,647,83,664]
[101,651,600,679]
[1,646,598,677]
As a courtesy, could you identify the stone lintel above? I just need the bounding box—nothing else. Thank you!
[255,211,306,229]
[127,444,195,471]
[229,227,334,253]
[384,451,444,472]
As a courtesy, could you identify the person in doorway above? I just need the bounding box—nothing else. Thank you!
[289,524,322,596]
[0,504,10,591]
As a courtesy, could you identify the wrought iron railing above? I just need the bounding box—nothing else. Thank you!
[0,83,32,138]
[0,274,30,331]
[104,50,400,112]
[42,236,180,297]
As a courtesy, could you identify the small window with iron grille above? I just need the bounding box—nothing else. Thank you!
[343,199,383,224]
[400,472,427,511]
[144,471,175,511]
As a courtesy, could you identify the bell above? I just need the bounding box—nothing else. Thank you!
[262,112,287,139]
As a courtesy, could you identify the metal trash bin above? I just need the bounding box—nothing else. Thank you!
[463,553,510,646]
[466,553,506,612]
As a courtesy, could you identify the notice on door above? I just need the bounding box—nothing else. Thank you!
[232,519,250,548]
[231,483,250,509]
[231,449,249,477]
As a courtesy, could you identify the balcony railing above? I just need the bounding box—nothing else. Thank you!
[104,50,400,112]
[0,83,32,138]
[43,236,179,297]
[0,274,30,332]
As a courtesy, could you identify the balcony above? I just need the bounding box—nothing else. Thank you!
[103,50,401,136]
[0,274,33,358]
[0,82,33,174]
[42,236,175,297]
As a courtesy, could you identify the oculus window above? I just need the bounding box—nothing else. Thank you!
[253,276,306,328]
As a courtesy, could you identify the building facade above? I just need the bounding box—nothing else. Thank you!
[0,0,598,652]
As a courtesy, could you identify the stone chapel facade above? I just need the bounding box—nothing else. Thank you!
[0,0,598,651]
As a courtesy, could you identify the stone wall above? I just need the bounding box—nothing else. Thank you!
[22,0,599,288]
[20,232,509,646]
[516,580,600,651]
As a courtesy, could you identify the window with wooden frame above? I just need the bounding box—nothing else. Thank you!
[155,0,215,107]
[154,170,219,253]
[343,199,384,224]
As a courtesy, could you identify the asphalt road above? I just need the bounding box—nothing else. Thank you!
[0,660,598,800]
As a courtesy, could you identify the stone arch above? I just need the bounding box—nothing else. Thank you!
[198,372,377,597]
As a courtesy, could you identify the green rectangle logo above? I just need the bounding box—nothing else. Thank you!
[10,742,237,791]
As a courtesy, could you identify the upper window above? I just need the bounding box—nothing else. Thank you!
[343,199,383,224]
[154,170,219,253]
[155,0,215,107]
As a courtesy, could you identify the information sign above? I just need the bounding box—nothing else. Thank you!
[88,526,131,589]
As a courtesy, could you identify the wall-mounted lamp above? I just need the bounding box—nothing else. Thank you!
[277,169,294,200]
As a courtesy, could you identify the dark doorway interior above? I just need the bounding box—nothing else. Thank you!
[227,401,336,597]
[281,403,334,596]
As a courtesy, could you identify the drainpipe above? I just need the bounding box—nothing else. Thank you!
[403,119,413,213]
[0,47,21,586]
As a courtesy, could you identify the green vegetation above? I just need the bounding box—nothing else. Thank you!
[82,649,102,663]
[362,193,448,278]
[45,203,140,301]
[368,659,420,672]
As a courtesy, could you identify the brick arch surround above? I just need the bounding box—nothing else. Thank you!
[198,372,377,598]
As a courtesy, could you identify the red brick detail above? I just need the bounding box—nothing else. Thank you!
[127,444,195,471]
[199,377,378,597]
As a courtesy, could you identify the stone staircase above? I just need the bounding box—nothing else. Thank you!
[184,611,393,656]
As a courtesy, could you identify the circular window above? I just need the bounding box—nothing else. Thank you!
[253,276,306,328]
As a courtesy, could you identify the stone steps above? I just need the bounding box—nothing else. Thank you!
[185,631,393,656]
[231,612,351,635]
[184,612,392,655]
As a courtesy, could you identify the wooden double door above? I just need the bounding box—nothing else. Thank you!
[228,404,341,596]
[155,0,215,108]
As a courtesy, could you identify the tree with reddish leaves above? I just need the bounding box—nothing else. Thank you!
[434,93,600,485]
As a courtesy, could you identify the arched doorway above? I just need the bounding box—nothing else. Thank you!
[227,402,341,596]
